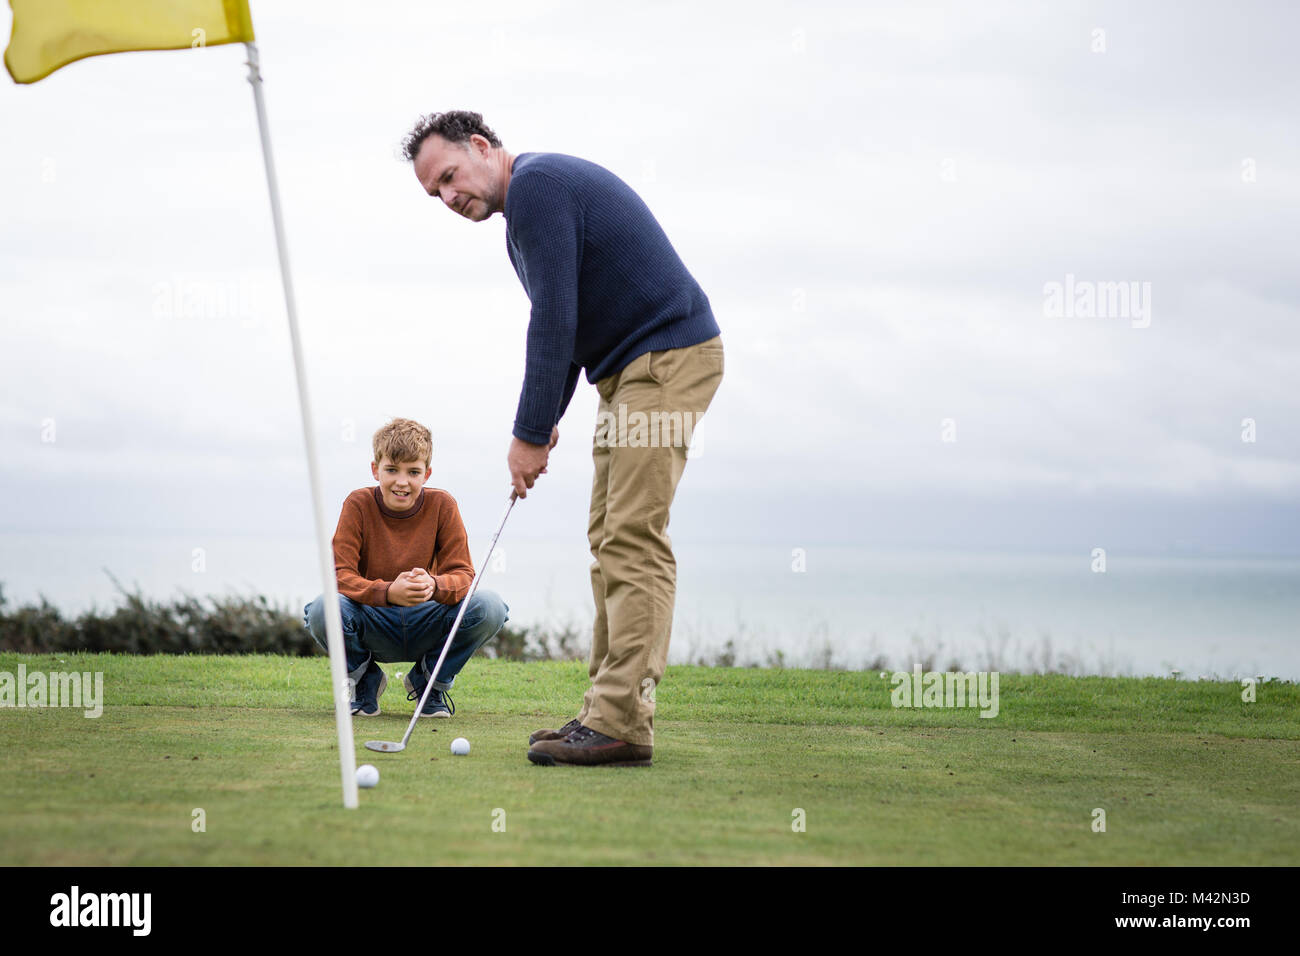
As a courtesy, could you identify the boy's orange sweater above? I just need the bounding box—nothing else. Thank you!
[332,486,475,607]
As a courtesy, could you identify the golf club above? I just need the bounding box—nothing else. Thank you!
[365,489,518,754]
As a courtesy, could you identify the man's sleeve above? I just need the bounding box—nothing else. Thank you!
[333,496,392,606]
[430,495,475,605]
[509,173,584,444]
[557,361,582,424]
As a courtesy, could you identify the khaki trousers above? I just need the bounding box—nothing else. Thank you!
[576,335,723,746]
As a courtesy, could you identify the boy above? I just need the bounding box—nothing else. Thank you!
[303,418,508,717]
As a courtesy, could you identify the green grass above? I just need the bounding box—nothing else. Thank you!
[1,653,1297,865]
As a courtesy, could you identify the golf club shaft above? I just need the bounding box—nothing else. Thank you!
[395,490,517,748]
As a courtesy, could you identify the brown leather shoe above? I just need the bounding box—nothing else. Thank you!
[527,724,652,767]
[528,718,583,746]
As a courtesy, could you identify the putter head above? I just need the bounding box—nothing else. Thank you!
[364,740,404,753]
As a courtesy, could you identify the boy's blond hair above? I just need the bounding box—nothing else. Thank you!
[372,418,433,469]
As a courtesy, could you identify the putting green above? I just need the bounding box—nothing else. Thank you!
[1,654,1296,865]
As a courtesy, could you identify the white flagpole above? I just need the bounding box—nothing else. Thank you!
[243,41,358,809]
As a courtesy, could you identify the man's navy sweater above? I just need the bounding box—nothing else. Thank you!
[504,152,721,445]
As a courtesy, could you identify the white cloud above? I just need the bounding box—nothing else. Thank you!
[1,0,1297,551]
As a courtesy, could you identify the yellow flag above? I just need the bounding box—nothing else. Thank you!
[5,0,254,84]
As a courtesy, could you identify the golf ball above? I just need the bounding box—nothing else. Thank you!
[356,764,380,788]
[450,737,470,756]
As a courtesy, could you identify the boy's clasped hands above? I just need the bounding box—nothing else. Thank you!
[388,567,435,606]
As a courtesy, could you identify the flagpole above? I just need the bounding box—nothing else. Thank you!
[243,41,358,810]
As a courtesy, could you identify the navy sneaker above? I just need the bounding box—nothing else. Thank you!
[403,667,455,718]
[350,663,387,717]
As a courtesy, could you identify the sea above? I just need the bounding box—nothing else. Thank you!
[1,531,1297,680]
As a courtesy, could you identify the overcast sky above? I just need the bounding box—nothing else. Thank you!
[2,0,1298,558]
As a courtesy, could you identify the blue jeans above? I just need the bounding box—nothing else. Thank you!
[303,590,508,690]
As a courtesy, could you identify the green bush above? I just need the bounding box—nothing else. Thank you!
[0,581,582,660]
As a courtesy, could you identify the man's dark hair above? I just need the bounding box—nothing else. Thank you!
[400,110,503,162]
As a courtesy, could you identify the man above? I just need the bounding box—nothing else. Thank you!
[402,110,723,767]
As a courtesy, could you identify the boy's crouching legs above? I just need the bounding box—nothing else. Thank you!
[303,593,370,684]
[303,594,389,714]
[408,590,510,692]
[456,589,510,658]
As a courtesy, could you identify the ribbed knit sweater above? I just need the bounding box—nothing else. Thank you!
[504,152,721,444]
[331,486,474,607]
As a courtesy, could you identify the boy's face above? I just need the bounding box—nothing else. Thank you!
[371,456,431,512]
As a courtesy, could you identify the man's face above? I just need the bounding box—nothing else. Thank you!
[371,456,431,511]
[413,134,501,221]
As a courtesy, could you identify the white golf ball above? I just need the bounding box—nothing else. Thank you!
[450,737,470,756]
[356,764,380,788]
